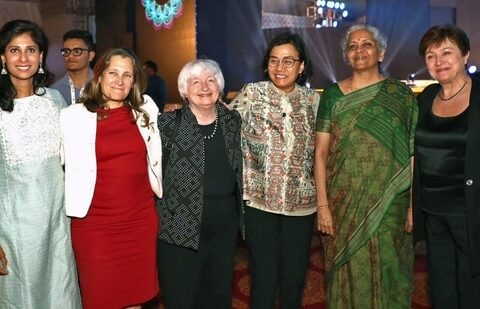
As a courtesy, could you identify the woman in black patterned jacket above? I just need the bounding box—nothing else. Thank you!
[156,59,243,309]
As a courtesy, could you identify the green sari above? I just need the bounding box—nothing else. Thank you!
[316,79,418,308]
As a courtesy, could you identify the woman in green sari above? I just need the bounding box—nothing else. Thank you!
[314,24,418,308]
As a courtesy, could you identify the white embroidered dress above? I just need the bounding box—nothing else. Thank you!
[0,89,81,308]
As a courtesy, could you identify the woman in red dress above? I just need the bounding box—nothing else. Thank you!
[60,48,163,309]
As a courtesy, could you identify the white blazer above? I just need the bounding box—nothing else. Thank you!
[61,95,163,218]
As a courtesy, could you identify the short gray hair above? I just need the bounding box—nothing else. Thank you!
[341,24,387,62]
[177,59,225,99]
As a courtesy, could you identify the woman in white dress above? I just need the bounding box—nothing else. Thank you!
[0,19,81,308]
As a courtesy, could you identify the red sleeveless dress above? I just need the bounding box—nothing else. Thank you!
[71,106,159,308]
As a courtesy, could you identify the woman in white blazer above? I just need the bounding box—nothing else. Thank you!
[60,48,162,309]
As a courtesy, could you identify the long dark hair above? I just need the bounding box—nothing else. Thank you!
[81,48,149,126]
[262,32,313,86]
[0,19,48,112]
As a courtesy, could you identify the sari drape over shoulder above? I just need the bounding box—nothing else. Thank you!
[316,79,418,308]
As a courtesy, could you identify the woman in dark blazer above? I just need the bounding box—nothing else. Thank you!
[156,58,242,309]
[414,24,480,309]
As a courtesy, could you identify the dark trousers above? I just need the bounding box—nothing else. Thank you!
[245,206,315,309]
[425,212,480,309]
[157,196,239,309]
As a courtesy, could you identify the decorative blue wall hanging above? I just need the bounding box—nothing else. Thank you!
[141,0,183,30]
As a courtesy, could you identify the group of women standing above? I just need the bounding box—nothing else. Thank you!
[1,17,479,309]
[0,20,162,309]
[315,23,480,309]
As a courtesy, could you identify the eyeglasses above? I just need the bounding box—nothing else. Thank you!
[267,57,300,68]
[61,48,90,57]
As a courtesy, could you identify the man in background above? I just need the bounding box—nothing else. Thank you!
[51,29,95,105]
[143,60,167,113]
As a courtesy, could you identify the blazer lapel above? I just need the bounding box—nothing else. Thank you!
[217,105,236,169]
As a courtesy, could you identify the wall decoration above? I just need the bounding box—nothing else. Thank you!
[141,0,183,30]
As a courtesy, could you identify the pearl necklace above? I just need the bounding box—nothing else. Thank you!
[438,80,468,101]
[203,111,218,140]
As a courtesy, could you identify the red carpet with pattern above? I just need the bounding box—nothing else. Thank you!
[231,233,431,309]
[150,233,431,308]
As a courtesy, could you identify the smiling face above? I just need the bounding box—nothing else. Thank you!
[185,70,220,111]
[346,29,384,73]
[100,55,134,108]
[424,38,469,84]
[267,43,304,94]
[1,32,43,85]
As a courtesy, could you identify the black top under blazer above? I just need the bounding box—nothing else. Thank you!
[156,103,243,250]
[413,77,480,276]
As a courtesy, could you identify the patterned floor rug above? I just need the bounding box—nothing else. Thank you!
[231,233,431,308]
[149,233,431,308]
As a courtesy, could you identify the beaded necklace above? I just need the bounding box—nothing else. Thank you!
[203,112,218,140]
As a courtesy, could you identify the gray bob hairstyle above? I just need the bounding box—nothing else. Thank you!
[340,24,388,62]
[177,59,225,99]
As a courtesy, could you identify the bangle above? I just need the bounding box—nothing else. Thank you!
[318,204,329,208]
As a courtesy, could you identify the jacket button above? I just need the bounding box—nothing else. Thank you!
[147,136,151,142]
[153,161,158,167]
[466,179,474,186]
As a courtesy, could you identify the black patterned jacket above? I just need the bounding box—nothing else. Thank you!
[156,103,243,250]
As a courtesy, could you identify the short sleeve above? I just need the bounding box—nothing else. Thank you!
[315,84,341,133]
[231,84,251,119]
